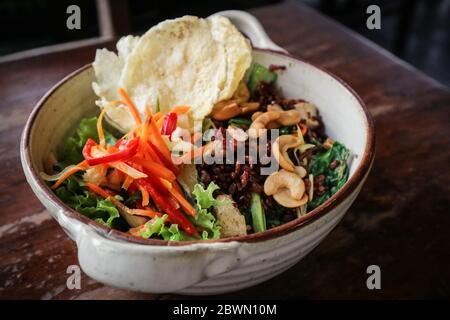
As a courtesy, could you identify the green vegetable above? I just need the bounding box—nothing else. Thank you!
[202,117,216,132]
[279,126,293,135]
[191,182,229,239]
[307,142,350,210]
[60,117,117,165]
[54,176,120,228]
[247,63,278,92]
[137,215,197,241]
[156,97,160,112]
[250,193,266,233]
[192,182,229,210]
[228,118,252,128]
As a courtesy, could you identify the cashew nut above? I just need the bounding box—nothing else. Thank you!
[211,82,259,120]
[294,102,319,128]
[248,111,280,138]
[272,135,302,172]
[251,111,263,121]
[240,102,260,114]
[264,169,306,208]
[265,104,302,127]
[211,102,241,120]
[274,189,308,208]
[234,81,250,103]
[295,165,307,178]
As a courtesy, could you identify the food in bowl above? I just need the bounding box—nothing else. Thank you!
[40,15,350,241]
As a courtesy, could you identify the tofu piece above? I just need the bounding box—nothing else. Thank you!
[214,195,247,238]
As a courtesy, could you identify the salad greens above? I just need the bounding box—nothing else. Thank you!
[191,182,229,239]
[308,142,350,210]
[247,63,278,92]
[250,193,266,232]
[228,117,252,128]
[61,117,117,165]
[55,176,122,228]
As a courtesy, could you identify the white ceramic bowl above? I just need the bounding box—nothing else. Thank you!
[20,11,375,295]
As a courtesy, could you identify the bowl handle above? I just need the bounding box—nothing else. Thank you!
[210,10,288,53]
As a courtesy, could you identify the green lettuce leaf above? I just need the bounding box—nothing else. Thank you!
[192,182,229,210]
[54,176,120,228]
[60,117,117,164]
[190,182,228,239]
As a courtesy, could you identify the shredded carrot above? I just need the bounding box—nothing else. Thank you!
[145,104,152,118]
[161,179,196,217]
[130,208,162,219]
[176,143,210,164]
[148,117,172,162]
[153,112,162,122]
[122,176,134,190]
[171,106,191,115]
[139,114,152,152]
[299,123,308,136]
[138,185,149,207]
[118,87,142,125]
[86,182,112,199]
[51,160,88,189]
[131,156,176,181]
[90,147,147,179]
[144,141,164,165]
[97,108,107,147]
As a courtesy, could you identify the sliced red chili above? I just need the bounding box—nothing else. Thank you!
[82,137,140,166]
[136,178,198,236]
[161,112,177,138]
[147,141,179,176]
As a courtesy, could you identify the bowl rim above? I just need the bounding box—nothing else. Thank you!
[21,47,375,246]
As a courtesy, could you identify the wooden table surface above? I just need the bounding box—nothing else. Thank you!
[1,1,449,300]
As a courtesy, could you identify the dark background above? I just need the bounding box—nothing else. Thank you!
[0,0,448,86]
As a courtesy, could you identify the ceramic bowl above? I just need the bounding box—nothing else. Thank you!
[20,10,375,294]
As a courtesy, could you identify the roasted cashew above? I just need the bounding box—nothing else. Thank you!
[211,102,241,120]
[211,82,258,120]
[251,111,263,121]
[266,104,302,127]
[295,165,307,178]
[240,102,260,114]
[234,82,250,103]
[248,111,281,138]
[272,135,302,172]
[294,102,319,128]
[264,169,306,208]
[274,189,308,208]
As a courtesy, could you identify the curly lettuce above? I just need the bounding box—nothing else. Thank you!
[191,182,229,239]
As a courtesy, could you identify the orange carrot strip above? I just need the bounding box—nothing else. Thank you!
[118,87,142,125]
[86,182,112,199]
[299,123,308,136]
[153,112,162,122]
[161,179,196,217]
[131,156,176,181]
[130,208,162,219]
[90,147,147,179]
[51,160,88,189]
[122,176,134,190]
[97,108,107,147]
[171,106,191,115]
[138,185,149,206]
[176,144,208,164]
[139,114,152,152]
[145,104,152,118]
[148,117,172,162]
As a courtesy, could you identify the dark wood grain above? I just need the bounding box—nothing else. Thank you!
[1,1,449,299]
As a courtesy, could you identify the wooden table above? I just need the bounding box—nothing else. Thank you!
[1,1,449,300]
